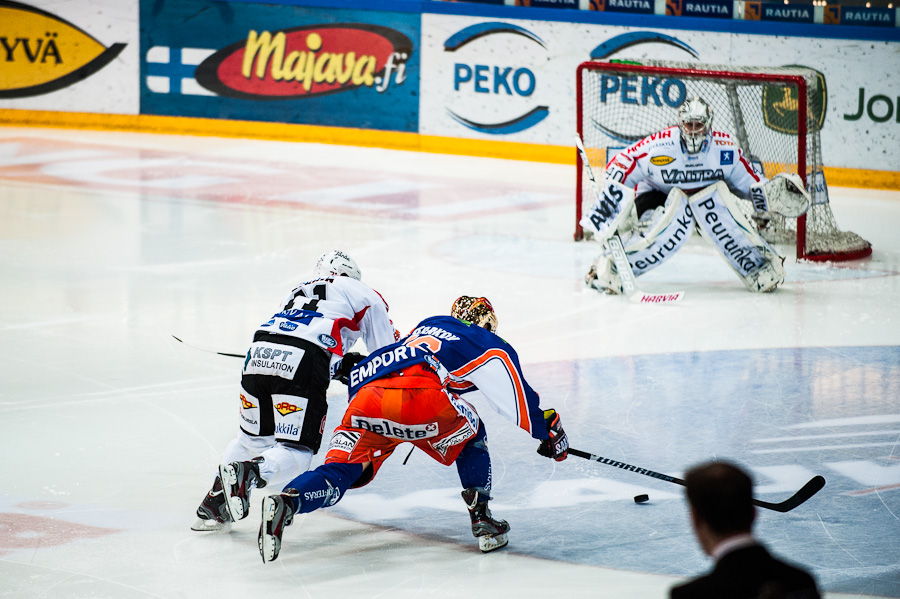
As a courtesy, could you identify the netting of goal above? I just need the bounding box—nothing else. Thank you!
[575,60,871,262]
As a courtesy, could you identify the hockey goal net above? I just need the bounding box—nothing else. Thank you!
[575,60,871,262]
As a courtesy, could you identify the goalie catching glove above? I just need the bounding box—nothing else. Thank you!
[334,352,365,385]
[749,172,811,218]
[536,409,569,461]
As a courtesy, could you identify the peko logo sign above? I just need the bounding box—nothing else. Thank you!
[0,1,126,98]
[195,24,412,100]
[585,32,697,145]
[443,22,549,135]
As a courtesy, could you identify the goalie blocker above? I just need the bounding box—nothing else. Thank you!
[585,182,786,293]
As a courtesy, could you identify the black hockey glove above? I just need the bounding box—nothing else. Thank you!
[536,409,568,462]
[335,352,365,385]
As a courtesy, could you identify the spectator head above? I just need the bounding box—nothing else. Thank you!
[684,461,756,554]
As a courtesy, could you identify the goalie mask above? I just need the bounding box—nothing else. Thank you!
[678,96,713,154]
[315,250,361,280]
[451,296,498,333]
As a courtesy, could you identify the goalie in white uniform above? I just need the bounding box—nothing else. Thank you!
[583,96,811,294]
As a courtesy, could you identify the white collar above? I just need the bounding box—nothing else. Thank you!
[710,533,757,562]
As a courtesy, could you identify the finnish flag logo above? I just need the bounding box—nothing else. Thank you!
[145,46,216,95]
[720,150,734,165]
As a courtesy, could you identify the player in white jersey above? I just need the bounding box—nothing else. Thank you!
[192,250,399,532]
[583,96,811,293]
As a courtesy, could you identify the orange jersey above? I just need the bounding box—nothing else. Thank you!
[325,364,479,487]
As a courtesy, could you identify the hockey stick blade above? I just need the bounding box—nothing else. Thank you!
[574,134,684,304]
[569,448,824,513]
[749,475,826,513]
[172,335,245,359]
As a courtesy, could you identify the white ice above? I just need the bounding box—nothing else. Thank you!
[1,127,898,598]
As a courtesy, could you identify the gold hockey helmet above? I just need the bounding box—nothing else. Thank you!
[450,296,498,333]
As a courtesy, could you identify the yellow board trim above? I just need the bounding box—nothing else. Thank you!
[2,109,898,191]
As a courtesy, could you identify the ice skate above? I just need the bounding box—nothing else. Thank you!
[191,476,232,532]
[259,490,298,563]
[220,457,266,522]
[743,252,786,293]
[585,255,623,295]
[461,488,509,553]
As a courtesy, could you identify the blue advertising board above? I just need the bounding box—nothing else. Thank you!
[666,0,734,19]
[518,0,580,9]
[140,0,420,131]
[761,3,815,23]
[592,0,656,15]
[841,6,895,27]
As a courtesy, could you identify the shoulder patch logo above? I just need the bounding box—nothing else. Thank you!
[650,155,676,166]
[720,150,734,165]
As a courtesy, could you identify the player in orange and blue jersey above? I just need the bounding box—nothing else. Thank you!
[257,296,569,562]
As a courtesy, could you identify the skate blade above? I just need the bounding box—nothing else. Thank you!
[478,532,508,553]
[191,517,232,532]
[228,496,247,520]
[259,497,280,563]
[218,464,246,521]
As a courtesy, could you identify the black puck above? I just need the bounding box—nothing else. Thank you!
[634,494,649,503]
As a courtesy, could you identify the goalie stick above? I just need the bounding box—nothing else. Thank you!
[574,135,684,304]
[172,335,245,358]
[568,448,825,513]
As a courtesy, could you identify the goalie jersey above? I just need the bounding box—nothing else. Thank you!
[258,275,398,361]
[348,315,549,440]
[606,126,764,198]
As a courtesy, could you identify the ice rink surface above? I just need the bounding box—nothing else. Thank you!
[1,127,898,598]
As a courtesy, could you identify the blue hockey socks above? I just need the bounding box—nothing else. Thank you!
[283,462,365,514]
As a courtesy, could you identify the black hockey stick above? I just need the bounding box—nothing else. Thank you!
[172,335,245,358]
[569,448,825,513]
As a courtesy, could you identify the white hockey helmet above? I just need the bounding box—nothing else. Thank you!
[451,296,498,333]
[677,96,713,153]
[315,250,361,280]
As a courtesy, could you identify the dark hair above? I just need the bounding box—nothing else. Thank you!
[685,461,755,536]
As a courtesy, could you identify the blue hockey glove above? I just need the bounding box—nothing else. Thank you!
[536,409,568,461]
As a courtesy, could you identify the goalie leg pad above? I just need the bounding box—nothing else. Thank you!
[690,182,786,293]
[624,191,694,277]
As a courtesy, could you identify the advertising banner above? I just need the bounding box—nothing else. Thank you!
[0,0,139,114]
[591,0,656,16]
[744,3,816,24]
[666,0,734,19]
[140,0,420,132]
[516,0,580,8]
[420,13,898,170]
[839,6,896,27]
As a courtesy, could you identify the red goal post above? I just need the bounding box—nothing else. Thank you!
[575,60,871,262]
